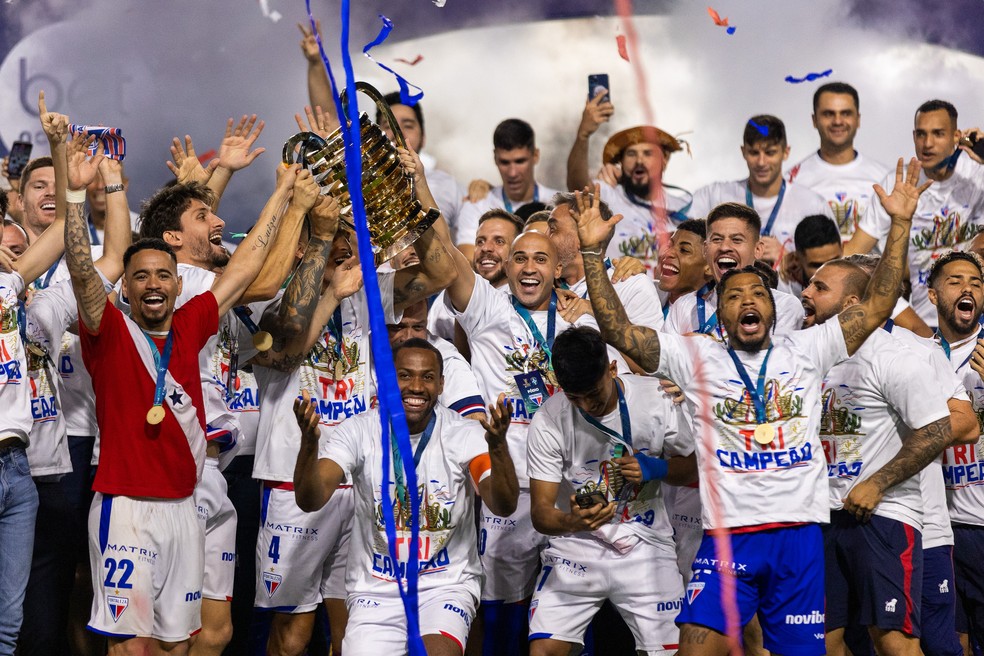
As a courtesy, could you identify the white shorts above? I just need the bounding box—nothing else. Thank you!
[87,493,204,642]
[196,458,237,601]
[663,483,703,583]
[254,484,353,612]
[479,489,547,602]
[529,537,683,652]
[342,586,478,655]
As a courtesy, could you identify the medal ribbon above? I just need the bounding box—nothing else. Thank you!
[225,329,240,404]
[625,182,693,224]
[726,345,774,424]
[501,184,539,214]
[576,379,632,455]
[232,305,260,335]
[327,306,352,370]
[511,291,557,366]
[882,318,894,333]
[745,179,786,237]
[937,327,984,369]
[695,282,718,334]
[35,257,61,290]
[390,412,437,513]
[141,330,175,410]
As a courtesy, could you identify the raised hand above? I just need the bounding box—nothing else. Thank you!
[290,168,320,214]
[578,88,615,140]
[294,105,334,140]
[167,135,219,185]
[298,20,323,64]
[217,115,266,172]
[330,256,364,301]
[480,393,512,449]
[310,194,340,241]
[67,139,105,191]
[38,90,70,146]
[573,183,623,251]
[97,156,124,183]
[293,390,321,444]
[873,157,932,220]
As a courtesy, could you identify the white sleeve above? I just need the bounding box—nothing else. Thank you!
[687,184,716,220]
[664,298,688,334]
[176,267,216,306]
[876,344,950,431]
[319,416,365,477]
[619,275,665,332]
[445,274,504,337]
[657,401,695,458]
[774,291,806,333]
[438,344,486,416]
[526,404,566,484]
[792,320,849,376]
[856,171,893,241]
[378,270,401,324]
[26,280,78,347]
[653,331,701,388]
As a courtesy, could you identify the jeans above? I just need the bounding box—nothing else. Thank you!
[0,444,39,656]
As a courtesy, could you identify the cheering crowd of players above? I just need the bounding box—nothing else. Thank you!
[2,25,984,656]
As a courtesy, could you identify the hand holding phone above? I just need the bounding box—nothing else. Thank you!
[6,141,33,180]
[574,490,607,509]
[960,131,984,161]
[588,73,610,104]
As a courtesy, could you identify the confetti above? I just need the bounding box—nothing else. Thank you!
[784,69,833,84]
[432,0,446,6]
[197,149,217,163]
[395,55,424,66]
[230,232,248,239]
[363,15,424,106]
[748,119,769,137]
[616,34,630,62]
[258,0,282,23]
[707,7,737,35]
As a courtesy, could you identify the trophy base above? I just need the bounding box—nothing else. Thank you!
[374,207,442,265]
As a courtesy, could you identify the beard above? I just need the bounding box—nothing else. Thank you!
[939,299,984,337]
[619,170,651,199]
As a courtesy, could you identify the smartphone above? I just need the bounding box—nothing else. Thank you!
[588,74,610,104]
[574,491,607,509]
[6,141,32,179]
[963,133,984,160]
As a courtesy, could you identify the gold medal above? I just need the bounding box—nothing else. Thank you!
[252,331,273,352]
[27,342,45,357]
[754,423,775,445]
[334,360,345,381]
[146,404,165,425]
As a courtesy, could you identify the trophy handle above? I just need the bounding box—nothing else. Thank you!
[339,82,417,193]
[282,131,329,168]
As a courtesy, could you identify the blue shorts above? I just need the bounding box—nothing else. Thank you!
[824,511,922,636]
[677,524,825,656]
[921,545,962,656]
[953,524,984,646]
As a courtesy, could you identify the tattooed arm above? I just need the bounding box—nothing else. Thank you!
[210,165,298,316]
[392,147,458,314]
[573,184,663,372]
[63,141,108,333]
[839,158,931,356]
[842,416,951,522]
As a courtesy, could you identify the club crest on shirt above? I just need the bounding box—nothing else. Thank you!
[819,387,864,437]
[911,207,978,251]
[829,193,860,235]
[503,338,557,390]
[107,595,128,622]
[308,330,361,378]
[617,233,659,262]
[262,571,282,597]
[714,378,803,428]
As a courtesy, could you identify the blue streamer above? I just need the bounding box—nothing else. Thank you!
[784,68,833,84]
[305,3,426,654]
[362,14,424,107]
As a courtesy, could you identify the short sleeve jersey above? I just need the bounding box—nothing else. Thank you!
[786,151,889,239]
[688,179,833,251]
[0,272,30,443]
[939,331,984,526]
[321,405,489,598]
[447,274,623,487]
[455,182,560,246]
[664,285,805,339]
[527,374,693,547]
[252,273,398,482]
[655,321,848,529]
[857,155,984,324]
[81,293,218,498]
[821,328,949,529]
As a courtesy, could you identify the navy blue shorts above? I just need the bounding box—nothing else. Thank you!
[953,524,984,646]
[678,524,825,656]
[920,545,962,656]
[824,511,922,636]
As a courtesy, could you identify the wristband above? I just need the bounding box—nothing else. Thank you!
[104,183,125,194]
[579,247,604,256]
[633,453,669,481]
[65,189,87,203]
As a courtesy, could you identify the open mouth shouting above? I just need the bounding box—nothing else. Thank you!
[715,255,739,277]
[738,309,763,335]
[142,292,167,312]
[956,295,978,325]
[659,260,679,284]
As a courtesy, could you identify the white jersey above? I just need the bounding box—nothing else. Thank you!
[891,326,962,548]
[857,154,984,324]
[664,284,804,338]
[426,290,456,342]
[821,327,949,529]
[252,273,397,482]
[787,151,890,239]
[420,152,464,234]
[321,405,490,598]
[655,320,848,529]
[455,182,560,246]
[0,272,31,443]
[567,267,665,333]
[527,374,693,548]
[430,336,486,417]
[446,275,627,488]
[688,179,833,251]
[595,179,690,270]
[227,364,260,456]
[940,331,984,526]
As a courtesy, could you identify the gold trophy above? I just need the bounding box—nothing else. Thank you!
[282,82,440,264]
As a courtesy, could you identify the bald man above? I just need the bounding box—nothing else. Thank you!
[443,229,628,654]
